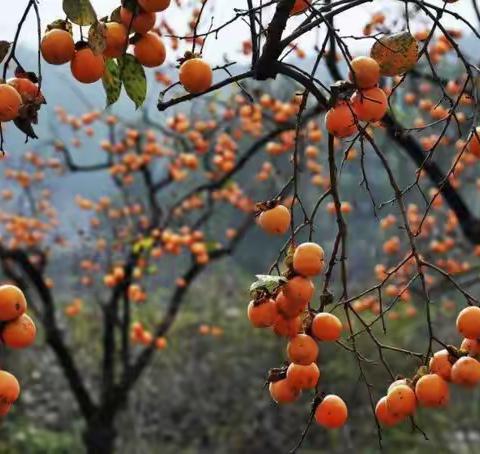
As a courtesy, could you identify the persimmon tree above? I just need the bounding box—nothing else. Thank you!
[2,0,480,453]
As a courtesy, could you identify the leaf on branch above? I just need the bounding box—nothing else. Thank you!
[63,0,97,26]
[110,7,122,23]
[250,274,287,297]
[0,41,10,63]
[370,32,418,77]
[119,54,146,109]
[14,117,38,140]
[102,59,122,107]
[133,237,154,254]
[88,22,107,55]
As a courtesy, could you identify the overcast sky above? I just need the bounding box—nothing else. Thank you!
[1,1,476,65]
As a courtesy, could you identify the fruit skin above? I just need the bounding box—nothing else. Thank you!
[386,384,416,416]
[349,56,380,89]
[351,87,388,122]
[134,32,166,67]
[41,29,75,65]
[0,85,22,122]
[314,394,348,429]
[415,373,449,407]
[7,78,45,106]
[71,48,106,84]
[269,378,301,403]
[0,285,27,322]
[370,32,418,76]
[286,362,320,389]
[293,242,325,276]
[272,314,302,337]
[290,0,308,15]
[283,276,314,306]
[179,58,213,94]
[247,298,277,328]
[375,396,405,427]
[138,0,171,12]
[467,127,480,157]
[451,356,480,387]
[325,102,357,138]
[275,291,306,319]
[456,306,480,340]
[461,338,480,356]
[287,334,319,365]
[0,402,11,417]
[258,205,291,235]
[2,314,36,349]
[429,350,452,381]
[104,22,128,58]
[120,7,156,35]
[0,371,20,404]
[311,312,342,341]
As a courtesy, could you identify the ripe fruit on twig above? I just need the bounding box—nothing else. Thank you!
[247,298,277,328]
[134,32,167,68]
[325,101,357,138]
[456,306,480,340]
[41,29,75,65]
[311,312,342,342]
[104,22,128,59]
[314,394,348,429]
[0,85,22,123]
[179,57,213,94]
[293,242,325,277]
[287,334,319,365]
[375,396,405,427]
[1,314,37,349]
[138,0,171,12]
[120,8,156,34]
[71,47,106,84]
[258,205,291,235]
[0,285,27,321]
[415,373,449,407]
[286,362,320,389]
[386,383,417,416]
[269,378,301,403]
[0,371,20,406]
[349,56,380,89]
[290,0,309,16]
[283,276,314,306]
[451,356,480,387]
[429,349,452,381]
[351,87,388,122]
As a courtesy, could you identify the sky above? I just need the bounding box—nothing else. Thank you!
[1,0,476,66]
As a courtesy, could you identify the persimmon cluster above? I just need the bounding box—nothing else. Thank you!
[325,33,418,138]
[0,285,37,419]
[247,204,349,430]
[375,305,480,427]
[0,77,45,131]
[40,0,212,97]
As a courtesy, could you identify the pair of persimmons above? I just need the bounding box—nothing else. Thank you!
[0,285,36,419]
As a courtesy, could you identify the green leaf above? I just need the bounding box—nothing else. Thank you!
[119,54,146,109]
[133,236,154,254]
[110,7,121,23]
[102,59,122,107]
[88,22,107,55]
[0,41,11,64]
[249,275,287,296]
[63,0,97,26]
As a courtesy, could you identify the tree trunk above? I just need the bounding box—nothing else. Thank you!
[83,418,117,454]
